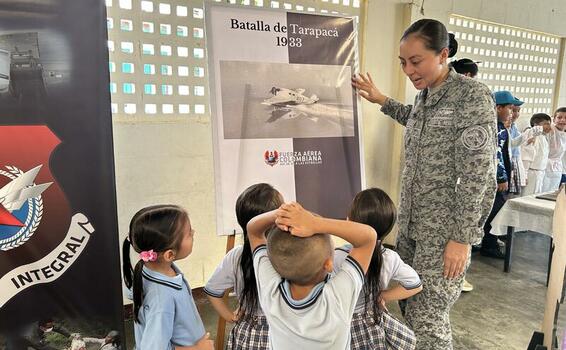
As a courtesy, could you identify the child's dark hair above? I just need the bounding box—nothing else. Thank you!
[554,107,566,117]
[401,19,458,58]
[122,205,189,323]
[450,58,479,78]
[530,113,551,127]
[236,183,283,322]
[348,188,397,324]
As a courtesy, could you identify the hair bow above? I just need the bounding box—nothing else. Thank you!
[140,250,158,262]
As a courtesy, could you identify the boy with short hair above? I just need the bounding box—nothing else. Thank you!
[521,113,551,195]
[247,202,376,350]
[481,91,515,259]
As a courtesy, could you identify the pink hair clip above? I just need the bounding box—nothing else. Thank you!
[140,250,158,262]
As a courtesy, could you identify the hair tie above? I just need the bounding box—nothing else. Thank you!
[140,250,158,262]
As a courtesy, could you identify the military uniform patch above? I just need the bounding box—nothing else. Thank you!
[461,125,489,150]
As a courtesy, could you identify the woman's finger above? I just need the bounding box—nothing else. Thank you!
[443,259,451,279]
[358,90,370,98]
[367,72,375,85]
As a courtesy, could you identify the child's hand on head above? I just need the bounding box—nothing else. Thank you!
[275,202,318,238]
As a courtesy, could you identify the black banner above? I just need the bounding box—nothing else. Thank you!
[0,1,124,349]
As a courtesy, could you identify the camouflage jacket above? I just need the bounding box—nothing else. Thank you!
[381,70,497,244]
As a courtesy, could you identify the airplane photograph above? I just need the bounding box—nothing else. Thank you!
[219,60,356,140]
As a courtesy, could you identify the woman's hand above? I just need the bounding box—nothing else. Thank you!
[443,240,470,279]
[351,72,387,105]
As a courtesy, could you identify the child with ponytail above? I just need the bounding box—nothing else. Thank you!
[122,205,213,350]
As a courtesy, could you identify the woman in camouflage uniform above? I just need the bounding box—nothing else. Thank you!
[352,19,497,349]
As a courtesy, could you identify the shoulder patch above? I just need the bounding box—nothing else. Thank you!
[461,125,490,150]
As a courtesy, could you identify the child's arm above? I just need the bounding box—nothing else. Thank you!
[206,294,237,323]
[247,209,279,252]
[276,202,376,273]
[381,284,423,302]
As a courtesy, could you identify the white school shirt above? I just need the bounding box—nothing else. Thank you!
[253,245,364,350]
[204,245,264,316]
[546,126,566,173]
[528,135,550,171]
[334,244,422,314]
[517,127,542,170]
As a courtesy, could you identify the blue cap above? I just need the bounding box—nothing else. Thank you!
[494,91,524,106]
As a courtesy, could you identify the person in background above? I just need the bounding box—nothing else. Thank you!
[542,107,566,192]
[450,57,479,293]
[508,101,526,195]
[449,58,479,78]
[521,114,552,196]
[480,91,515,259]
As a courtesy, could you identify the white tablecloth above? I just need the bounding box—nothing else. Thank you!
[490,193,556,236]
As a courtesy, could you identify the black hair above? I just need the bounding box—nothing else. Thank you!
[122,205,189,323]
[530,113,551,127]
[450,58,479,78]
[554,107,566,117]
[348,188,397,324]
[235,183,283,322]
[401,19,458,58]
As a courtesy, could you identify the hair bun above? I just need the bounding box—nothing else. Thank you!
[448,33,458,58]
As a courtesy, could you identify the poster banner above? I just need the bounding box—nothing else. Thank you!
[0,1,124,349]
[206,4,364,235]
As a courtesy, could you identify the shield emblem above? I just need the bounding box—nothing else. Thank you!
[0,125,71,276]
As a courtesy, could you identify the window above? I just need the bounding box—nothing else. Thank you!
[144,84,157,95]
[121,42,134,54]
[194,67,204,77]
[120,19,133,31]
[143,22,155,33]
[193,48,204,59]
[159,3,171,14]
[160,24,172,35]
[193,28,204,38]
[161,65,173,76]
[178,85,190,95]
[194,86,205,96]
[119,0,132,9]
[144,64,156,75]
[177,46,189,57]
[142,44,155,55]
[177,26,188,37]
[122,62,134,73]
[141,1,153,12]
[178,66,189,76]
[123,83,135,94]
[161,84,173,95]
[160,45,172,56]
[176,5,188,16]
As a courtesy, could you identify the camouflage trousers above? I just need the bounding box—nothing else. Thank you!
[397,229,470,350]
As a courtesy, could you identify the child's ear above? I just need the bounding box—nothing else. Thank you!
[323,257,333,273]
[163,249,176,262]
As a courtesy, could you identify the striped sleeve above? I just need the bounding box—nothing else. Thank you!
[383,249,422,290]
[252,244,281,311]
[204,246,242,298]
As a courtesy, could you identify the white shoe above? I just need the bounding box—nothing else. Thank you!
[462,278,473,292]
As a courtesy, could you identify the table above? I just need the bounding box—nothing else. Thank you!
[490,193,556,275]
